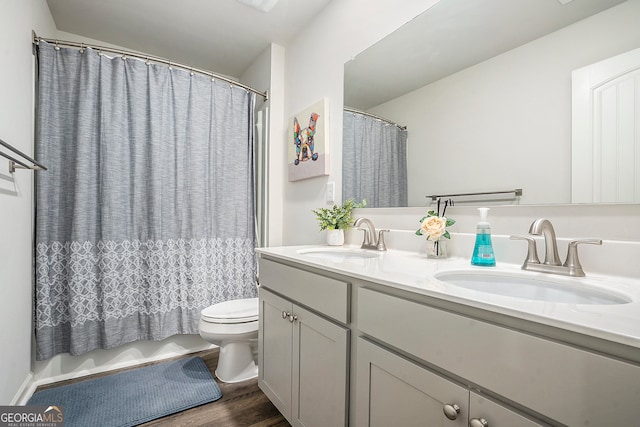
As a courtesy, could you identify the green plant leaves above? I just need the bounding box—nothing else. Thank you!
[312,198,366,231]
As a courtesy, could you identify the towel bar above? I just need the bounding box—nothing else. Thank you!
[0,138,47,173]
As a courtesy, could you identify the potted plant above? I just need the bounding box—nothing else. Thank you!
[312,198,366,245]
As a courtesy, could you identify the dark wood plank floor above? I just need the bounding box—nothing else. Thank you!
[34,349,290,427]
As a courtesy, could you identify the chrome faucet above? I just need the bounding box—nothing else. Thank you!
[511,218,602,277]
[528,218,561,265]
[354,217,388,251]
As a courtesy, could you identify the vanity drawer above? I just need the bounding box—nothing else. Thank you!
[357,287,640,426]
[259,258,349,324]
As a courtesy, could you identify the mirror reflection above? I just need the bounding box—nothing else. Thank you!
[343,0,637,207]
[342,108,408,207]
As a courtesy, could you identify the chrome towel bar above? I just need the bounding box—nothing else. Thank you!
[427,188,522,201]
[0,138,47,173]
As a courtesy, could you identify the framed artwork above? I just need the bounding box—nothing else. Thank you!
[288,98,329,181]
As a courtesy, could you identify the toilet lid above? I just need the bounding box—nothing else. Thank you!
[201,298,259,324]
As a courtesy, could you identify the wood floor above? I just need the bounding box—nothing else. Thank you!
[34,349,290,427]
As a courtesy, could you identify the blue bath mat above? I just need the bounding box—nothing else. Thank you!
[28,356,222,427]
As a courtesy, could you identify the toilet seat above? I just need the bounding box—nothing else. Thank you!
[201,298,258,324]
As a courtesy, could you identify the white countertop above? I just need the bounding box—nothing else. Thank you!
[256,245,640,350]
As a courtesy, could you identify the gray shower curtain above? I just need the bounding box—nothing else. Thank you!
[343,110,408,207]
[34,41,257,360]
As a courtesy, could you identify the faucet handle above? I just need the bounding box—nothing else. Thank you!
[376,229,390,251]
[563,239,602,277]
[510,235,540,265]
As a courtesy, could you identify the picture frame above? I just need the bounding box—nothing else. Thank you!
[287,98,329,181]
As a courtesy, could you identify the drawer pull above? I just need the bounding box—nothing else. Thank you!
[469,418,489,427]
[288,313,298,323]
[443,403,461,420]
[282,311,290,319]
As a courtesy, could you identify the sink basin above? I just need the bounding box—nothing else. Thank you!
[434,270,631,305]
[296,247,380,261]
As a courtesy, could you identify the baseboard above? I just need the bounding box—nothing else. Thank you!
[11,372,35,406]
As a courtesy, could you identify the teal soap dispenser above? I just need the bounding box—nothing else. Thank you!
[471,207,496,266]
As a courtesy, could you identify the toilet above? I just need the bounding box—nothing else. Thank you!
[198,297,259,383]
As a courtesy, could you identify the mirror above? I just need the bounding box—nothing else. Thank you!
[343,0,636,207]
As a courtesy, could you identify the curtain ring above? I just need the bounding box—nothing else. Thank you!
[168,61,172,70]
[98,48,103,57]
[145,56,151,66]
[190,67,194,76]
[121,50,126,60]
[54,40,60,51]
[79,43,85,54]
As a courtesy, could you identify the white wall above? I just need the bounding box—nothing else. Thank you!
[266,44,286,246]
[280,0,441,245]
[370,0,640,206]
[0,0,57,405]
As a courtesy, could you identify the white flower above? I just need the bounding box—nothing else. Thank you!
[420,216,447,240]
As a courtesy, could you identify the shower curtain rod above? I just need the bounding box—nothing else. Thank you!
[344,107,407,130]
[32,35,268,100]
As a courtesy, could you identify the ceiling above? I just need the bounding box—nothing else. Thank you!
[344,0,627,110]
[46,0,333,79]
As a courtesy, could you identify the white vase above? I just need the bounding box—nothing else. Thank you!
[426,239,448,259]
[326,229,345,246]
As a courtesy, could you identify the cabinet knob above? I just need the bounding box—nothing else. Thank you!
[281,311,289,319]
[443,403,461,420]
[288,313,298,323]
[469,418,489,427]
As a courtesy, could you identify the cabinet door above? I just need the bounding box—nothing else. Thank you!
[258,288,293,422]
[292,304,349,427]
[469,392,547,427]
[355,338,467,427]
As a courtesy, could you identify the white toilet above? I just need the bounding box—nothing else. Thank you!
[198,297,259,383]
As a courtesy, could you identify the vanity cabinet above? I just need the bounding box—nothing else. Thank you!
[356,338,544,427]
[258,259,350,427]
[256,251,640,427]
[356,286,640,427]
[355,337,468,427]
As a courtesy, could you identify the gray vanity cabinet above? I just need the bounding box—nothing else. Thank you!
[355,337,468,427]
[356,286,640,426]
[355,338,544,427]
[258,259,350,427]
[258,289,293,417]
[257,253,640,427]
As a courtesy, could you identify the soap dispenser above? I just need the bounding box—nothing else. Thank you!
[471,207,496,266]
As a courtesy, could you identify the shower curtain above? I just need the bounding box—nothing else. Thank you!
[34,41,257,360]
[342,110,408,207]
